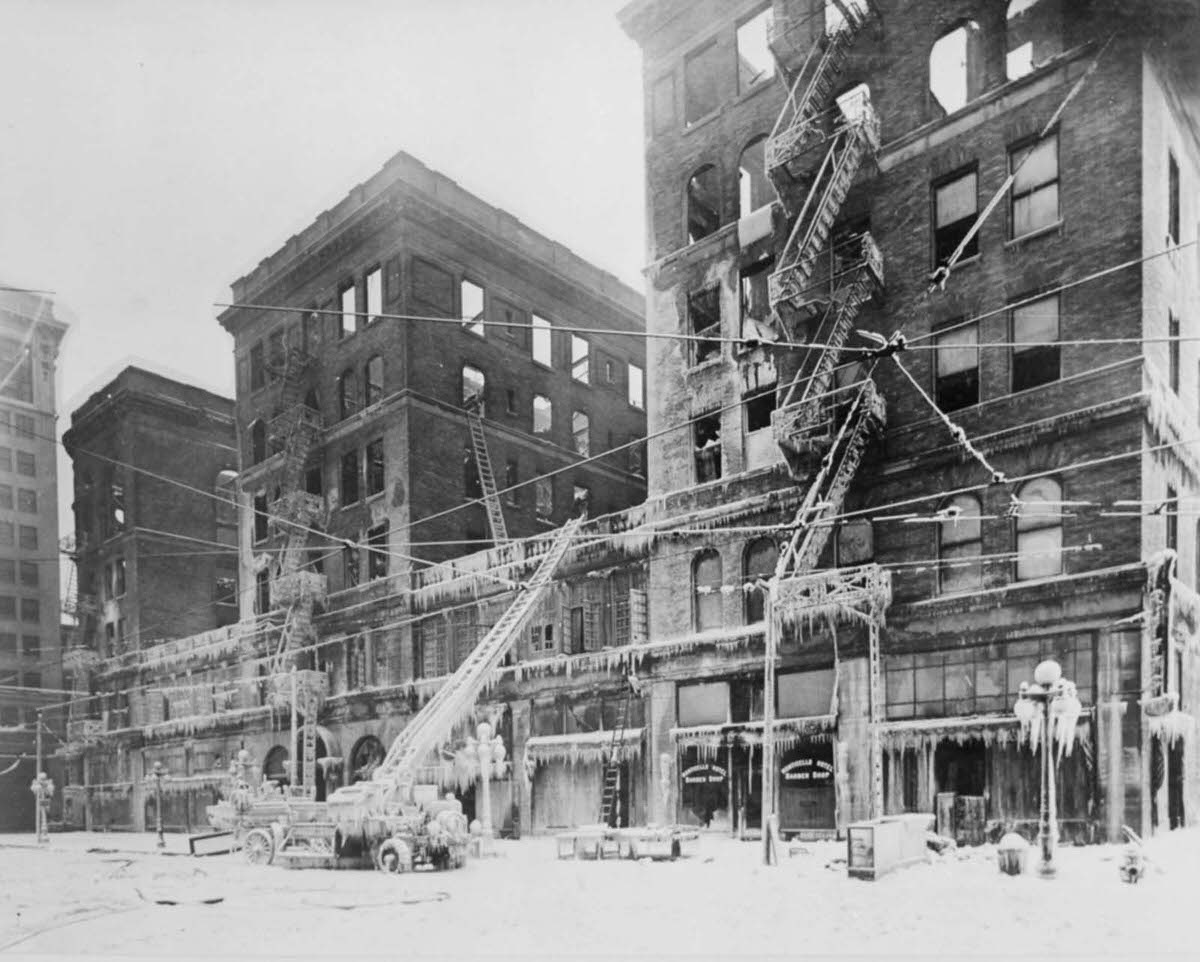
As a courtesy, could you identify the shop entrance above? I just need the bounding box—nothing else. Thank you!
[779,742,835,834]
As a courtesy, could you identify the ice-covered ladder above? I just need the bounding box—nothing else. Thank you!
[598,681,636,828]
[371,516,583,787]
[465,399,508,543]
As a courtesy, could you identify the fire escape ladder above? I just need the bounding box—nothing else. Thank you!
[599,686,633,828]
[465,400,509,543]
[369,516,584,788]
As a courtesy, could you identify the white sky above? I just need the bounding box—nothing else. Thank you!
[0,0,646,562]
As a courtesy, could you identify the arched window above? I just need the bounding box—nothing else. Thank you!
[214,469,238,543]
[1006,0,1061,81]
[929,22,984,116]
[263,745,290,787]
[249,420,266,465]
[349,735,385,783]
[743,537,778,624]
[365,356,384,407]
[738,137,770,219]
[338,369,358,420]
[1015,477,1063,580]
[938,494,983,593]
[686,165,721,244]
[693,548,723,632]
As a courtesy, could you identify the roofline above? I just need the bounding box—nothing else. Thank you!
[67,364,235,430]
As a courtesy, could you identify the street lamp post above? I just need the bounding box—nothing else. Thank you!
[150,761,168,849]
[30,771,54,844]
[472,722,507,847]
[1013,659,1082,879]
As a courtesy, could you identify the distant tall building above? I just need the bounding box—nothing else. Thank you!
[0,287,68,831]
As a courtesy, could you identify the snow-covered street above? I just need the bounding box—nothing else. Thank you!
[1,829,1196,961]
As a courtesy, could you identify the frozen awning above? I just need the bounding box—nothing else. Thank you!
[524,728,644,767]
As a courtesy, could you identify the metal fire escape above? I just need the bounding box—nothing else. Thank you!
[465,398,509,543]
[264,346,328,798]
[760,0,892,828]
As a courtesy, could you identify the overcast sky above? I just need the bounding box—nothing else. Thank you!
[0,0,645,408]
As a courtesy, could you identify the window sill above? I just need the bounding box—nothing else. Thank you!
[1005,220,1063,249]
[686,356,725,377]
[732,77,774,111]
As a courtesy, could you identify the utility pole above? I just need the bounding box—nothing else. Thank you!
[761,585,778,867]
[290,667,298,792]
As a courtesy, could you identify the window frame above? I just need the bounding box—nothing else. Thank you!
[461,278,486,338]
[1010,293,1061,393]
[1009,132,1060,240]
[531,315,553,368]
[339,280,357,338]
[688,287,722,367]
[1015,477,1064,581]
[937,494,984,594]
[933,320,980,413]
[683,38,724,127]
[571,335,591,384]
[932,166,980,270]
[735,7,775,95]
[692,548,724,632]
[340,450,361,506]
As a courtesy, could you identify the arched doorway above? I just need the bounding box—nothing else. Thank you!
[263,745,290,789]
[349,735,385,784]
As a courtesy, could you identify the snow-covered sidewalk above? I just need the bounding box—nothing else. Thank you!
[1,829,1197,960]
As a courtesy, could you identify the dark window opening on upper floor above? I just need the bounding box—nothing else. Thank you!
[684,40,723,126]
[1166,485,1179,553]
[689,288,722,366]
[343,544,360,589]
[338,369,359,421]
[339,281,357,338]
[739,257,774,340]
[1170,313,1181,394]
[935,322,979,413]
[504,460,518,506]
[687,165,721,245]
[694,412,722,483]
[535,476,553,521]
[249,342,265,392]
[572,410,590,457]
[933,168,979,269]
[366,438,385,497]
[1169,152,1181,246]
[505,387,517,416]
[341,450,360,505]
[627,363,645,410]
[250,420,267,465]
[744,388,776,434]
[929,22,984,117]
[365,267,383,325]
[1006,0,1062,81]
[305,465,323,497]
[1012,294,1060,392]
[253,493,269,543]
[462,364,486,413]
[463,447,482,500]
[365,355,384,408]
[367,521,389,581]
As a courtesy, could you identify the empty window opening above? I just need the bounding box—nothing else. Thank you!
[687,165,722,244]
[1015,477,1063,580]
[694,411,722,483]
[738,136,771,218]
[629,436,645,477]
[934,322,979,412]
[1170,313,1181,394]
[532,394,553,435]
[305,465,323,497]
[744,388,776,433]
[367,521,389,580]
[684,40,723,125]
[338,369,359,420]
[689,287,722,365]
[365,355,384,407]
[938,494,983,593]
[531,315,553,366]
[535,476,553,520]
[462,364,486,412]
[1010,134,1059,238]
[250,420,267,465]
[571,335,590,384]
[1166,485,1179,553]
[366,438,385,496]
[1006,0,1062,81]
[341,450,361,505]
[934,169,978,268]
[835,519,874,566]
[628,363,645,410]
[1169,152,1181,246]
[929,22,983,116]
[743,537,777,623]
[462,279,485,337]
[365,267,382,325]
[572,410,590,457]
[343,543,360,589]
[340,281,357,337]
[740,257,774,337]
[737,9,774,92]
[1012,294,1060,392]
[254,493,269,543]
[573,484,590,516]
[504,461,518,506]
[256,570,271,614]
[692,549,723,632]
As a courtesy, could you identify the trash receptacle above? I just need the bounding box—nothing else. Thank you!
[997,832,1028,876]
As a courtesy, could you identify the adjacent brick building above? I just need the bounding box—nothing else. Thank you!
[0,287,69,831]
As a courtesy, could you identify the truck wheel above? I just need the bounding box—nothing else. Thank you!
[376,838,413,874]
[243,828,275,866]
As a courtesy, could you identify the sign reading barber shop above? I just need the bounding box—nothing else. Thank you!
[781,756,833,783]
[681,763,727,784]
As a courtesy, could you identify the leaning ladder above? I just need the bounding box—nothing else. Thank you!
[599,687,633,828]
[466,401,509,543]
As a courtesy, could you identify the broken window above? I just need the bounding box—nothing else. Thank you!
[250,420,267,465]
[462,364,485,412]
[305,465,323,497]
[267,330,284,382]
[684,39,723,125]
[338,369,359,420]
[627,363,644,410]
[738,136,770,218]
[929,22,983,116]
[412,259,454,315]
[571,335,590,384]
[341,450,360,505]
[692,549,723,632]
[365,267,382,325]
[532,394,552,435]
[461,279,485,337]
[739,257,773,338]
[249,341,265,391]
[1166,486,1179,553]
[367,521,389,580]
[110,482,125,530]
[835,519,874,566]
[463,447,482,499]
[572,410,590,457]
[934,322,978,412]
[1170,313,1181,393]
[938,494,983,593]
[531,315,553,366]
[933,168,978,268]
[743,387,776,434]
[343,542,360,589]
[694,411,722,483]
[1006,0,1062,81]
[689,287,722,365]
[743,537,777,623]
[535,476,553,520]
[366,438,385,496]
[339,281,357,337]
[1011,294,1060,392]
[651,73,675,135]
[253,493,269,543]
[573,484,590,516]
[736,7,774,92]
[1169,152,1181,246]
[686,165,721,244]
[365,355,384,407]
[16,489,34,513]
[1010,134,1058,238]
[1015,477,1063,580]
